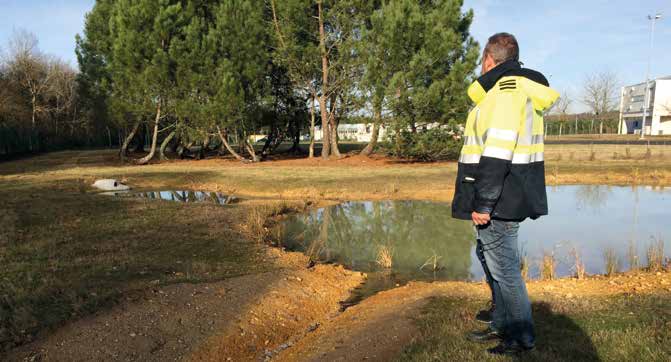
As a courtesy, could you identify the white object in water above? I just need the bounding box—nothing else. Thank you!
[92,179,131,191]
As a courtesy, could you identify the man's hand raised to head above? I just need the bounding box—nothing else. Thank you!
[472,211,491,226]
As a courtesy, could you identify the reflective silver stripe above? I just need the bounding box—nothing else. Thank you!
[459,153,481,164]
[463,135,482,146]
[484,128,518,142]
[482,146,513,161]
[517,99,535,146]
[531,134,544,145]
[512,152,544,164]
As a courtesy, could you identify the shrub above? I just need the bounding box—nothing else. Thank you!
[382,127,462,161]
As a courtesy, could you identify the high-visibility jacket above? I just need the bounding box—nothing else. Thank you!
[451,60,559,221]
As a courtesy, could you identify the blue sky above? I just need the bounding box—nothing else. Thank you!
[464,0,671,111]
[1,0,670,112]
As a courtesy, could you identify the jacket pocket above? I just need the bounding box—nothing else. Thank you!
[452,164,478,219]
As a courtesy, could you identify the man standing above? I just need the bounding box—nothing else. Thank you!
[451,33,559,355]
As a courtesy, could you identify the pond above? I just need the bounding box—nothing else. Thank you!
[274,185,670,303]
[103,190,238,205]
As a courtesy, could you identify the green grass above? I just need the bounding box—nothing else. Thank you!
[0,173,299,352]
[2,148,671,355]
[399,293,671,361]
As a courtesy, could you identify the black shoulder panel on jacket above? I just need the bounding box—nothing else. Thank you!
[477,60,550,92]
[516,68,549,87]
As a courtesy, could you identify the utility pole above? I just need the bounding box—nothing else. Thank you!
[640,13,662,139]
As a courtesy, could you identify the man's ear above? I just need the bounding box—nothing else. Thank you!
[481,53,494,74]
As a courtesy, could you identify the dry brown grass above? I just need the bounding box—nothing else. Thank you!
[627,241,640,271]
[604,248,620,276]
[541,250,556,280]
[646,238,665,272]
[570,248,586,279]
[376,244,394,269]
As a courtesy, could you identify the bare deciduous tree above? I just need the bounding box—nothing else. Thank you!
[582,71,619,134]
[550,91,572,136]
[6,30,55,130]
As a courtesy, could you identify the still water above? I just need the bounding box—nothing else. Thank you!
[275,186,670,300]
[103,190,238,205]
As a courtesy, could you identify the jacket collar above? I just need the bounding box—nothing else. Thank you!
[467,59,522,104]
[477,59,522,92]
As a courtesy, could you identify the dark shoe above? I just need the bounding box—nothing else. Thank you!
[487,341,535,355]
[467,327,503,343]
[475,304,494,323]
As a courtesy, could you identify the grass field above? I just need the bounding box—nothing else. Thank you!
[400,292,671,361]
[1,145,670,357]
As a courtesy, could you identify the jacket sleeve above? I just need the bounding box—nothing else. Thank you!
[473,96,521,214]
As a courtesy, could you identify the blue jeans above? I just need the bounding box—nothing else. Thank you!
[477,219,535,347]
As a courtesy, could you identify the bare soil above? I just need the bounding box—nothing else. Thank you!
[9,258,669,362]
[6,247,364,361]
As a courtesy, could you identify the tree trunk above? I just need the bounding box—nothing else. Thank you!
[290,118,301,154]
[318,0,331,160]
[217,126,248,162]
[261,122,275,156]
[328,94,342,158]
[136,103,161,165]
[120,121,141,161]
[318,97,330,159]
[361,104,382,156]
[106,127,112,148]
[559,122,563,137]
[309,92,316,158]
[244,139,260,162]
[329,119,341,158]
[159,130,176,161]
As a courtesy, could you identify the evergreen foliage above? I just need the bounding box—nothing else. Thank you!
[2,0,481,161]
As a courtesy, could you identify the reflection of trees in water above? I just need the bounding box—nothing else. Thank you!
[575,185,611,211]
[280,201,474,280]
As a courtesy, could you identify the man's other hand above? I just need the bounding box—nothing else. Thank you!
[472,211,491,225]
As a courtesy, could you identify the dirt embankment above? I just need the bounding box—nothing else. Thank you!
[6,248,364,362]
[276,271,671,361]
[10,257,669,362]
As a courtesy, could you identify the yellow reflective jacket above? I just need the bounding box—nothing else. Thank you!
[452,60,559,221]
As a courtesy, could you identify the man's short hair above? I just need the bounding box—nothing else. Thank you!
[484,33,519,64]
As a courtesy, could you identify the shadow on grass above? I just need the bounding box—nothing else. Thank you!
[0,179,297,356]
[399,296,605,361]
[529,301,600,361]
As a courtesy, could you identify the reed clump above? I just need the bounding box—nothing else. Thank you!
[604,248,619,276]
[520,254,529,281]
[570,248,586,279]
[376,244,394,269]
[646,238,664,272]
[540,251,555,280]
[627,241,639,271]
[420,252,442,272]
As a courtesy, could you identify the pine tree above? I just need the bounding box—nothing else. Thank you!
[109,0,185,164]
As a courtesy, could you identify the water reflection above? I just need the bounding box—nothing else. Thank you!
[276,186,671,299]
[277,200,474,279]
[103,190,238,205]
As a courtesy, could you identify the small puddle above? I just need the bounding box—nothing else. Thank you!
[274,185,671,306]
[102,190,239,205]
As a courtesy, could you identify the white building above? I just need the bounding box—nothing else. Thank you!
[619,76,671,135]
[314,123,388,143]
